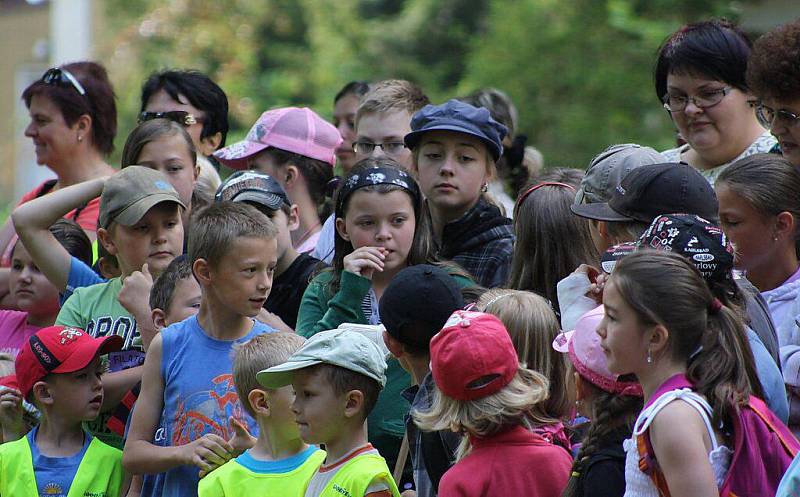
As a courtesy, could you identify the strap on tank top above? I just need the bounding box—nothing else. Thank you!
[633,388,719,452]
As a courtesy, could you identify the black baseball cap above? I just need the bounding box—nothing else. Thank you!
[379,265,464,350]
[215,170,291,211]
[570,162,719,223]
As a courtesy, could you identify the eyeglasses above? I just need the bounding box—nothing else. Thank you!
[662,87,732,112]
[755,104,800,129]
[352,141,407,155]
[41,68,86,96]
[137,111,202,127]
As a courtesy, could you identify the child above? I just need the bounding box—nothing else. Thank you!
[553,306,644,497]
[123,201,278,497]
[333,80,371,173]
[215,170,321,331]
[256,328,401,497]
[0,325,124,496]
[0,353,38,444]
[405,99,514,288]
[0,218,92,358]
[149,256,201,331]
[214,107,341,253]
[598,250,761,495]
[198,332,325,497]
[413,310,572,496]
[477,289,572,448]
[380,264,466,497]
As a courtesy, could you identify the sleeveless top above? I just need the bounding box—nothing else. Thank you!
[623,388,733,497]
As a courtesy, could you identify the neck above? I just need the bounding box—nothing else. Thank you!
[53,149,114,188]
[250,418,308,461]
[276,247,300,277]
[747,246,799,292]
[405,355,431,385]
[323,421,369,464]
[35,413,85,457]
[636,359,687,404]
[429,200,477,240]
[292,197,321,248]
[25,310,57,328]
[371,265,403,300]
[197,295,253,340]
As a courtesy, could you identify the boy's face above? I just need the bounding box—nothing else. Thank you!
[355,110,414,170]
[206,236,278,318]
[290,367,348,445]
[266,385,302,435]
[164,276,202,326]
[101,202,184,278]
[41,356,105,422]
[9,242,60,317]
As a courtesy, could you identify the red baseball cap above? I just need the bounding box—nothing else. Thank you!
[15,325,123,399]
[0,375,18,391]
[430,310,518,401]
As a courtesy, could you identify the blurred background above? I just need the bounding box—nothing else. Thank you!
[1,0,798,215]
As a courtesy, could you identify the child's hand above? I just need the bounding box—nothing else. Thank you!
[119,264,156,348]
[179,433,234,473]
[343,247,386,279]
[574,264,604,304]
[197,419,253,478]
[0,387,24,435]
[256,309,295,333]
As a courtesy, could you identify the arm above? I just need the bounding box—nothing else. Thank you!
[12,177,107,291]
[295,270,372,338]
[117,265,156,352]
[649,401,720,497]
[101,366,143,412]
[123,334,233,474]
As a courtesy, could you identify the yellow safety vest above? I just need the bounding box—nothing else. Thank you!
[0,435,123,497]
[317,453,401,497]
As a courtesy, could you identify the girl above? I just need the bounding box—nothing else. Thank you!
[598,251,759,496]
[655,19,774,182]
[414,310,572,496]
[333,81,371,173]
[554,306,644,497]
[509,179,598,314]
[477,289,572,447]
[297,158,473,489]
[406,99,514,288]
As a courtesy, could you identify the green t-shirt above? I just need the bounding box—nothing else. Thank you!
[56,277,142,448]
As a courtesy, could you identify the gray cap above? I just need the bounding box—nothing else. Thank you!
[99,166,185,229]
[574,144,666,205]
[256,329,388,389]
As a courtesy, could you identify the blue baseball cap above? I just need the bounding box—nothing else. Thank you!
[404,99,508,161]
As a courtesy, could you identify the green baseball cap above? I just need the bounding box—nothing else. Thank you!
[256,328,388,389]
[99,166,185,229]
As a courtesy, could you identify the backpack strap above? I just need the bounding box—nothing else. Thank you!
[747,396,800,456]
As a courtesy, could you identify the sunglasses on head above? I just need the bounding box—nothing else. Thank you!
[41,68,86,96]
[137,110,202,127]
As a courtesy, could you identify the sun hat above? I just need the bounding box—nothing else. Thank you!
[574,144,666,205]
[214,107,342,170]
[215,170,291,211]
[99,166,185,229]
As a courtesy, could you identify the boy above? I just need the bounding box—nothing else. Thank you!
[215,171,321,331]
[56,166,186,447]
[198,332,326,496]
[257,329,401,497]
[0,325,124,496]
[123,202,278,497]
[380,265,465,497]
[149,256,202,331]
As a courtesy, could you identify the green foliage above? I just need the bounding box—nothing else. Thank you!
[100,0,755,169]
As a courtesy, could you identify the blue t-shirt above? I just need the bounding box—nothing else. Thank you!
[143,315,275,497]
[60,256,104,306]
[237,445,321,474]
[29,426,91,497]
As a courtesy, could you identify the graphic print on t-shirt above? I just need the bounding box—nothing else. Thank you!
[171,373,249,445]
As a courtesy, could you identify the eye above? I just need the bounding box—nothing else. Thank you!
[424,152,442,160]
[358,219,374,227]
[460,155,476,162]
[11,262,22,271]
[392,216,407,225]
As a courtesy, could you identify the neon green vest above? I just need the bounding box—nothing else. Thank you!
[198,449,326,497]
[0,435,123,497]
[318,453,401,497]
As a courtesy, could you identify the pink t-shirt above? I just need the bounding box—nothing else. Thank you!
[0,310,41,358]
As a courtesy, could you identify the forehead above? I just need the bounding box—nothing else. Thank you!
[28,93,64,117]
[419,130,486,151]
[356,110,412,139]
[346,189,414,215]
[138,133,192,159]
[11,241,31,261]
[171,275,201,300]
[666,71,725,90]
[334,94,361,117]
[144,88,202,115]
[762,97,800,112]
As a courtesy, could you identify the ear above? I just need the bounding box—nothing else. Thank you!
[775,211,795,240]
[198,132,222,156]
[284,164,299,190]
[287,204,301,232]
[382,330,405,359]
[343,389,365,419]
[248,389,270,416]
[96,227,118,256]
[648,323,670,359]
[32,381,54,407]
[152,308,167,331]
[335,217,351,242]
[193,258,212,287]
[73,114,92,141]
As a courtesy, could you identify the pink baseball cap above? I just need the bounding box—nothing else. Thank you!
[430,310,518,401]
[552,305,642,397]
[214,107,342,169]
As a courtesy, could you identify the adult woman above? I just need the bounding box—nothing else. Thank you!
[332,81,370,173]
[656,19,774,183]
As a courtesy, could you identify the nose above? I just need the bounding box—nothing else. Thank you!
[375,221,392,242]
[684,98,703,116]
[24,121,36,138]
[257,269,272,293]
[152,224,168,245]
[18,266,34,283]
[596,318,608,339]
[439,154,455,176]
[369,144,388,160]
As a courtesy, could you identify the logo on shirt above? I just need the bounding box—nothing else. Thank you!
[171,373,250,446]
[43,482,64,496]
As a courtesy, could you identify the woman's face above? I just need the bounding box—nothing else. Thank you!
[665,72,757,164]
[24,94,80,168]
[333,94,361,173]
[761,97,800,167]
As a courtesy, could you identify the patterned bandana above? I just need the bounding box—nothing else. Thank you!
[335,166,421,218]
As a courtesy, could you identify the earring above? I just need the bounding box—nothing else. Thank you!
[77,135,83,142]
[481,183,488,193]
[646,348,653,364]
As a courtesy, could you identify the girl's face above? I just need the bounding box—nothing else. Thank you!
[415,130,490,219]
[665,72,757,163]
[596,278,651,376]
[338,189,416,272]
[136,133,198,208]
[9,242,60,317]
[333,94,361,172]
[24,94,79,168]
[716,183,777,272]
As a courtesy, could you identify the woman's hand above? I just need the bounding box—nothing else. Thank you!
[343,247,386,279]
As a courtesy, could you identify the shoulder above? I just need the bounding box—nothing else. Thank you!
[88,436,123,460]
[648,397,711,456]
[660,145,687,162]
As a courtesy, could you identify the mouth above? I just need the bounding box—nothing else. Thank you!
[149,251,174,259]
[688,121,712,130]
[435,183,457,191]
[89,394,103,407]
[336,147,354,156]
[780,139,798,152]
[15,289,34,297]
[249,297,267,306]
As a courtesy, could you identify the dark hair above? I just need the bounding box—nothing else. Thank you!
[47,218,93,267]
[535,167,584,188]
[262,147,333,216]
[747,20,800,102]
[461,88,518,139]
[149,257,194,312]
[22,61,117,156]
[140,70,229,148]
[312,363,381,421]
[121,118,197,168]
[509,182,598,313]
[612,251,758,429]
[335,81,370,104]
[654,19,752,102]
[188,202,277,268]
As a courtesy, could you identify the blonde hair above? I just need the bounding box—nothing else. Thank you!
[233,332,306,417]
[413,367,549,460]
[355,79,430,124]
[477,289,571,419]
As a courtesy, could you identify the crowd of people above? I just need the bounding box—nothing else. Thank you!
[2,15,800,497]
